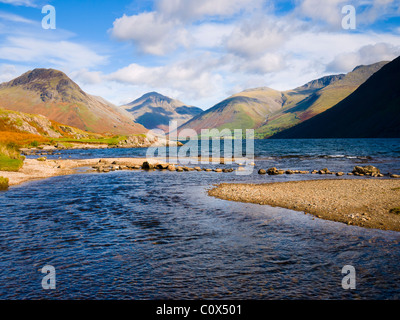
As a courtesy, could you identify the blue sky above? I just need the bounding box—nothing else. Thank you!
[0,0,399,109]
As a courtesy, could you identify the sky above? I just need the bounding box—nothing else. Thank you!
[0,0,399,110]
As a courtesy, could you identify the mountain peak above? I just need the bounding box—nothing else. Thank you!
[2,68,84,103]
[122,92,202,132]
[9,68,71,86]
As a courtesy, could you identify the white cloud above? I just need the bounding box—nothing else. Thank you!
[0,63,27,83]
[0,37,108,69]
[0,11,36,24]
[299,0,347,28]
[0,0,36,7]
[110,12,190,55]
[107,55,224,102]
[224,17,290,58]
[109,0,264,56]
[237,53,286,74]
[70,69,103,85]
[157,0,262,21]
[189,23,234,49]
[326,42,400,72]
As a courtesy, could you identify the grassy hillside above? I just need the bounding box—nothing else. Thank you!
[270,56,400,138]
[178,87,284,136]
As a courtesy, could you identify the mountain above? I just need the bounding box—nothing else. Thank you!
[256,61,388,137]
[0,69,146,135]
[178,87,285,135]
[270,56,400,138]
[122,92,203,132]
[178,61,388,137]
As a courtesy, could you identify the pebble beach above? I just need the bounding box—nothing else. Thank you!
[209,179,400,232]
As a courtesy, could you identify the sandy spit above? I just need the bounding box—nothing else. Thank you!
[208,179,400,232]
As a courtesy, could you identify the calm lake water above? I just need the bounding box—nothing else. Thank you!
[1,139,400,299]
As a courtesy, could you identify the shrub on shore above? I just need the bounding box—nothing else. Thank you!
[0,176,9,190]
[0,143,24,172]
[0,131,49,147]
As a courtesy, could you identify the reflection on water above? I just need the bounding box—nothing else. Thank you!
[1,138,400,299]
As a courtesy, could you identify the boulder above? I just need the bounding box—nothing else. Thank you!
[336,172,344,176]
[167,164,176,171]
[318,168,330,174]
[258,169,267,175]
[267,167,279,175]
[390,174,400,178]
[285,170,294,174]
[142,161,154,170]
[214,168,223,172]
[352,165,380,175]
[156,163,169,170]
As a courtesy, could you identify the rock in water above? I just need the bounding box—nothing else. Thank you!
[267,167,279,175]
[352,165,380,175]
[258,169,267,175]
[142,161,154,170]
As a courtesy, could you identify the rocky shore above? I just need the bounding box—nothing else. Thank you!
[0,157,168,186]
[208,179,400,232]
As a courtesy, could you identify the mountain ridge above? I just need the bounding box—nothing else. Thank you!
[269,56,400,138]
[178,61,388,137]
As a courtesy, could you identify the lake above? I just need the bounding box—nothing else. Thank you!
[1,138,400,299]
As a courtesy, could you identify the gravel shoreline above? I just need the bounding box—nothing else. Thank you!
[208,179,400,232]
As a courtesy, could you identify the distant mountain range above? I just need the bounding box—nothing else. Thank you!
[270,55,400,138]
[0,57,398,140]
[178,61,389,138]
[122,92,203,133]
[0,69,146,135]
